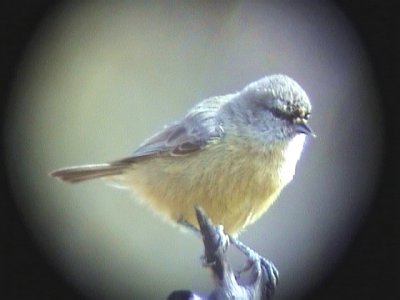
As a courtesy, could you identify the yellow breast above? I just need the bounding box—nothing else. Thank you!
[123,135,304,235]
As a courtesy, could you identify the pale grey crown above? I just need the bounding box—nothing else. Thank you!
[242,74,311,121]
[219,74,312,143]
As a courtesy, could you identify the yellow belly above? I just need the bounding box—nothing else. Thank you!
[123,138,289,235]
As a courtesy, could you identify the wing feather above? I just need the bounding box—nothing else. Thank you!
[129,95,232,159]
[50,94,233,183]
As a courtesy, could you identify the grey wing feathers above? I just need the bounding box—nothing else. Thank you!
[132,95,231,158]
[50,94,232,183]
[132,122,211,157]
[49,118,213,183]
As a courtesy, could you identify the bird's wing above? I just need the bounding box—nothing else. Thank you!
[112,95,233,165]
[50,94,233,183]
[133,121,214,157]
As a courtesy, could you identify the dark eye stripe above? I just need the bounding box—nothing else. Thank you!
[268,107,310,123]
[268,107,294,122]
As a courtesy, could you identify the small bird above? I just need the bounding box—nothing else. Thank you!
[50,74,313,235]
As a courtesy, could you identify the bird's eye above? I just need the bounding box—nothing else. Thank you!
[267,105,310,124]
[293,108,310,122]
[268,107,292,122]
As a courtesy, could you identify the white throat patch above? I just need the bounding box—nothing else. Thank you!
[278,134,306,186]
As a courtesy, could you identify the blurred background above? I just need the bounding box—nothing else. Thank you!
[2,1,389,299]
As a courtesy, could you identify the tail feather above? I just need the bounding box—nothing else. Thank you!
[50,163,127,183]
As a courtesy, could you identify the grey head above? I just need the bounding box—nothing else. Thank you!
[124,74,312,160]
[220,74,313,144]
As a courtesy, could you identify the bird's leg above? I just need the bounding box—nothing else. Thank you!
[229,235,279,296]
[179,214,279,289]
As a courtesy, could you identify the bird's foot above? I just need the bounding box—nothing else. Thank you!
[229,235,279,297]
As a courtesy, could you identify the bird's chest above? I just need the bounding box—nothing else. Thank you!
[209,135,305,228]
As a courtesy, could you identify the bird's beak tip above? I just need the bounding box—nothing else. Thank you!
[295,122,315,137]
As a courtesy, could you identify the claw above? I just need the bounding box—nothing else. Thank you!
[259,257,279,296]
[229,235,279,297]
[260,257,279,287]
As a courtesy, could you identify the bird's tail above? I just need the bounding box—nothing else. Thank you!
[49,163,128,183]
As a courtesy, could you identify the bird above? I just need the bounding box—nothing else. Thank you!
[50,74,313,236]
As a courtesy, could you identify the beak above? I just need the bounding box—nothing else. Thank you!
[294,122,316,137]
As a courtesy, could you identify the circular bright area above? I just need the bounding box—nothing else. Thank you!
[5,2,383,299]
